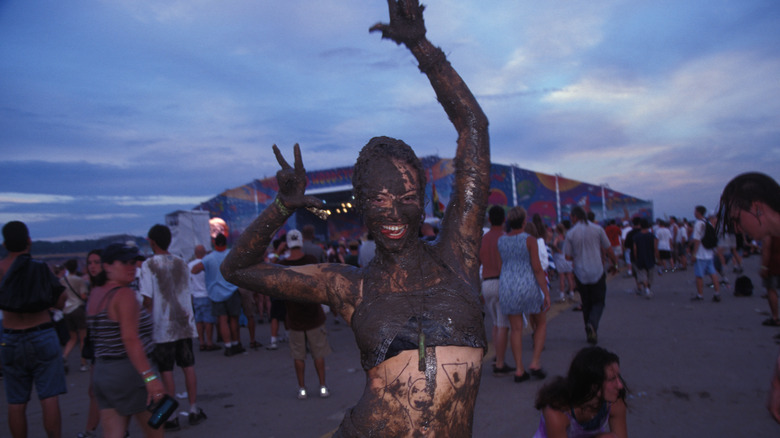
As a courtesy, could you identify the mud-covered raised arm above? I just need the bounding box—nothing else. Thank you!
[371,0,490,276]
[221,144,331,302]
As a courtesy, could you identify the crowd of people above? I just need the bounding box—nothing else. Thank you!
[2,179,779,437]
[0,0,776,434]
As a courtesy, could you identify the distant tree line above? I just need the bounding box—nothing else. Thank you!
[0,234,147,265]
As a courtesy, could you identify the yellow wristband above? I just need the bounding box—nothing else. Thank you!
[274,198,291,216]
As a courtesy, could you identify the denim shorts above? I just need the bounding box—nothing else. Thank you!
[211,291,242,317]
[695,258,717,278]
[0,326,67,404]
[192,296,216,323]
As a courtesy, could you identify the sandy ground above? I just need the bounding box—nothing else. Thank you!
[1,252,778,437]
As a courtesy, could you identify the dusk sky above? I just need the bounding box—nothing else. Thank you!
[1,0,778,241]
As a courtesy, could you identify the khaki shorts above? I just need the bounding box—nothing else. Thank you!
[289,325,331,361]
[636,268,654,285]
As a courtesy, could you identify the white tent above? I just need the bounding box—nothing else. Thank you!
[165,210,211,261]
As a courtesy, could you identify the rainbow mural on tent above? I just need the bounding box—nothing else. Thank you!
[192,157,652,243]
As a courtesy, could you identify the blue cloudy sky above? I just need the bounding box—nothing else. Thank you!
[1,0,778,241]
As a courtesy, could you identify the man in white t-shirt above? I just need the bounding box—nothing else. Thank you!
[140,224,206,429]
[691,206,721,302]
[655,221,673,272]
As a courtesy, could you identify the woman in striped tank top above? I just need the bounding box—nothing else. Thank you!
[86,244,165,438]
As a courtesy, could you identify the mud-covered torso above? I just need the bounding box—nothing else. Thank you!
[350,257,486,371]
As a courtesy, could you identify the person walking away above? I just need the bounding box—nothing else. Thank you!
[479,205,513,376]
[691,206,721,302]
[139,224,206,430]
[0,221,67,438]
[564,207,619,345]
[498,207,551,382]
[655,221,673,273]
[632,219,658,298]
[192,233,245,356]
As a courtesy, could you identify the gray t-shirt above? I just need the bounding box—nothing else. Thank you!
[564,221,610,284]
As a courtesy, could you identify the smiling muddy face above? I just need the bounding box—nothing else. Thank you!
[353,137,426,254]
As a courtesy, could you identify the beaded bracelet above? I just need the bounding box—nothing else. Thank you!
[274,197,292,216]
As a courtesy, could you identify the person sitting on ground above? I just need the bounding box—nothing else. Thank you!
[532,346,628,438]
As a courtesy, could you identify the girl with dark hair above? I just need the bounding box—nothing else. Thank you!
[76,249,104,438]
[532,346,627,438]
[222,1,490,435]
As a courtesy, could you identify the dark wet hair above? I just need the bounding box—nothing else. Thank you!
[535,346,626,411]
[2,221,29,253]
[148,224,172,250]
[488,205,505,226]
[352,136,426,212]
[716,172,780,234]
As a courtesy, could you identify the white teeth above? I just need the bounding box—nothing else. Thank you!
[383,225,404,231]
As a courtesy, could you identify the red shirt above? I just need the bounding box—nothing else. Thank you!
[605,224,622,247]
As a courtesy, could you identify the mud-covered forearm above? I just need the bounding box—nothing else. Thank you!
[408,39,488,143]
[221,197,292,281]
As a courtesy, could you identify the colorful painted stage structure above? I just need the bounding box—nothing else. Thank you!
[191,157,652,244]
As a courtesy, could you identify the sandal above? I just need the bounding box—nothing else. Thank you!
[249,341,262,349]
[528,368,547,379]
[762,318,780,327]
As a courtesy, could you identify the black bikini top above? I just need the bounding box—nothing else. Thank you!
[350,273,487,370]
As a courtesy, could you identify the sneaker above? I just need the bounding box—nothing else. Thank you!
[164,417,181,431]
[76,431,97,438]
[645,288,653,299]
[266,342,278,351]
[319,386,330,398]
[232,344,246,355]
[224,346,235,357]
[188,408,207,426]
[297,387,308,400]
[691,294,704,301]
[586,324,598,345]
[713,294,722,302]
[79,364,89,372]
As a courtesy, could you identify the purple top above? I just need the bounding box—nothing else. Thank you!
[532,402,611,438]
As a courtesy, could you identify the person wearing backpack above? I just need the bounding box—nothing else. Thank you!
[691,205,722,302]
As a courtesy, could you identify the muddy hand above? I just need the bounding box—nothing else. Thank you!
[369,0,426,47]
[272,144,323,211]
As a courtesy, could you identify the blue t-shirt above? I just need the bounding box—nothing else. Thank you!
[201,249,237,302]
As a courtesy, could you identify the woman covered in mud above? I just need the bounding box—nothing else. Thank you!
[221,1,489,436]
